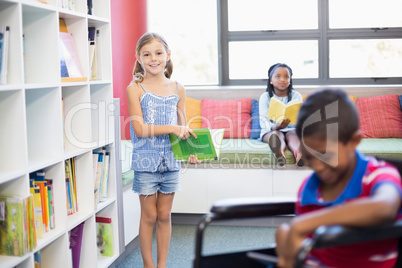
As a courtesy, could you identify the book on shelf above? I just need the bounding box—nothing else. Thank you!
[0,194,36,256]
[88,26,96,81]
[65,158,78,215]
[0,26,10,85]
[267,97,302,125]
[87,0,93,15]
[101,152,110,201]
[93,148,108,207]
[69,222,84,268]
[96,216,113,256]
[46,180,55,230]
[30,170,50,234]
[34,250,42,268]
[30,186,43,239]
[26,195,37,252]
[169,128,225,161]
[59,18,86,82]
[91,29,102,80]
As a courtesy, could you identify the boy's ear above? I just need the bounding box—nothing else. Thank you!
[350,130,363,148]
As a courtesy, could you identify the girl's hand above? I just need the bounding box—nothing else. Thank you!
[174,125,197,140]
[276,118,291,130]
[188,155,201,165]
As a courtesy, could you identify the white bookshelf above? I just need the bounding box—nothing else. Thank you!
[0,0,122,267]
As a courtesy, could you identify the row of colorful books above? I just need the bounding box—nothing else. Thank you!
[0,194,37,256]
[93,148,110,209]
[30,170,55,240]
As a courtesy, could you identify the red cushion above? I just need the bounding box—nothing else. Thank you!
[201,98,252,138]
[356,95,402,138]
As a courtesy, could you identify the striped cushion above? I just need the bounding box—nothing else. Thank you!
[356,95,402,138]
[201,98,252,139]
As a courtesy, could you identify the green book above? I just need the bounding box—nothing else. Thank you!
[169,128,224,161]
[0,195,25,256]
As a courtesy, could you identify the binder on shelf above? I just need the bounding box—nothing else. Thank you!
[0,26,10,85]
[96,216,113,256]
[59,19,86,82]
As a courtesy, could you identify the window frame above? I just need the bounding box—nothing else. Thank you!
[218,0,402,86]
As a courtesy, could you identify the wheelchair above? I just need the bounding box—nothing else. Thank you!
[193,157,402,268]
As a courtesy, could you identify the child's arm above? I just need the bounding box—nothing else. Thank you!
[259,93,275,133]
[127,82,194,139]
[176,83,188,127]
[176,83,200,164]
[276,183,401,267]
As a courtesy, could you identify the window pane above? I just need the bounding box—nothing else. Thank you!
[229,41,318,80]
[147,0,218,85]
[329,0,402,29]
[228,0,318,31]
[330,39,402,78]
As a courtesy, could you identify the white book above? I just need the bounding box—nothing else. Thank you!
[101,152,110,200]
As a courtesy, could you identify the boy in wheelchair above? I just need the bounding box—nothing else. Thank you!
[275,89,402,267]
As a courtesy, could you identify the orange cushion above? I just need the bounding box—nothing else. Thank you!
[356,95,402,138]
[201,98,252,138]
[185,97,202,129]
[303,94,356,103]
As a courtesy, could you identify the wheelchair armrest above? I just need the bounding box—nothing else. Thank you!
[312,219,402,249]
[210,196,296,220]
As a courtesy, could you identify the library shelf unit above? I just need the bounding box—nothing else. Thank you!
[0,0,124,268]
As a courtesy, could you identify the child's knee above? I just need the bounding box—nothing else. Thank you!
[276,223,290,243]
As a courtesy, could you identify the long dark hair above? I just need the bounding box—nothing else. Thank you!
[266,63,294,102]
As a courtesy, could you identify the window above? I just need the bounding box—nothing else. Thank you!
[220,0,402,85]
[147,0,218,85]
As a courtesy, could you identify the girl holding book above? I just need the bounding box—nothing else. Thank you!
[127,32,200,268]
[259,63,304,167]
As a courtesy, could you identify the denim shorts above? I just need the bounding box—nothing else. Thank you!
[132,160,181,195]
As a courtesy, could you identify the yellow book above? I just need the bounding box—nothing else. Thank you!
[31,187,43,239]
[267,97,302,125]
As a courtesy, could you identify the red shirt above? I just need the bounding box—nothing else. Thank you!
[296,152,402,268]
